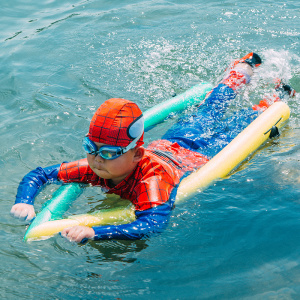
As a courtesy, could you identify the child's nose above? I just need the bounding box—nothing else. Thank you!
[94,154,104,163]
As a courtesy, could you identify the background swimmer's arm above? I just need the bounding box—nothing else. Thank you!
[11,164,61,221]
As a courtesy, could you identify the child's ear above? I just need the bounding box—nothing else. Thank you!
[133,147,145,162]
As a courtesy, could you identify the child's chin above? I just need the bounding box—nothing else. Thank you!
[93,168,111,179]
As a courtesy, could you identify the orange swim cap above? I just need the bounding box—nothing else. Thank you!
[88,98,144,147]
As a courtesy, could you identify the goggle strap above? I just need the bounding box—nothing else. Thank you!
[121,131,143,154]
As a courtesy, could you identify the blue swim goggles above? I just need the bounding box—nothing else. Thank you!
[83,136,136,160]
[83,115,144,160]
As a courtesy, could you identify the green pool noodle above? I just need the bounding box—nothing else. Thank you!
[143,82,213,129]
[24,183,82,240]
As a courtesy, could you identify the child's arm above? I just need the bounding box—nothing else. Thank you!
[60,200,173,243]
[87,178,177,242]
[93,202,172,240]
[11,164,61,221]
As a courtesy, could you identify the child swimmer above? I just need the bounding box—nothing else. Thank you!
[11,52,295,243]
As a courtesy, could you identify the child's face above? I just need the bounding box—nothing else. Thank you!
[86,141,140,185]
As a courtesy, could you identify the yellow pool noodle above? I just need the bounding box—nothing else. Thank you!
[26,206,135,241]
[176,101,290,201]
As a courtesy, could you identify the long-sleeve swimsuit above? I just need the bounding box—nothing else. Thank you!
[15,71,259,240]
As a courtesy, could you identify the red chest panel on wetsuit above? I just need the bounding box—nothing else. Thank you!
[58,140,209,211]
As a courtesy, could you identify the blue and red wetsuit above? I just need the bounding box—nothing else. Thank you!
[15,70,260,240]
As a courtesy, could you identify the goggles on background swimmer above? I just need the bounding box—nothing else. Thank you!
[83,115,144,160]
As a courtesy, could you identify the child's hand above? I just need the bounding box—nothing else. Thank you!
[10,203,36,221]
[61,226,95,243]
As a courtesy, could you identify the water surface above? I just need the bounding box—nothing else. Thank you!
[1,0,299,299]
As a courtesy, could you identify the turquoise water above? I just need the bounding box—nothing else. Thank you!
[1,0,300,299]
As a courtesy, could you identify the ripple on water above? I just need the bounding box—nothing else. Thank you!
[1,0,300,299]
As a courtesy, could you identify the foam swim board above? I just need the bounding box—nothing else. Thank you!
[24,82,213,241]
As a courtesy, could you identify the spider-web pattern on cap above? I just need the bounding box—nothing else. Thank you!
[89,98,144,147]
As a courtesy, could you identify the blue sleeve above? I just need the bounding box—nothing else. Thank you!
[92,186,178,240]
[15,164,61,205]
[92,203,173,240]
